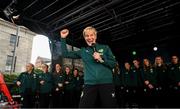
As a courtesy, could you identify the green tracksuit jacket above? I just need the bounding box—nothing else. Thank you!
[168,63,180,86]
[38,72,53,93]
[52,72,65,91]
[16,72,38,93]
[61,38,116,85]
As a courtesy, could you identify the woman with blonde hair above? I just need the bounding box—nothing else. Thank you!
[60,26,117,108]
[143,58,157,107]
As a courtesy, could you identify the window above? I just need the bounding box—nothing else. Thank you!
[5,55,13,72]
[5,55,17,72]
[10,34,19,47]
[10,34,16,46]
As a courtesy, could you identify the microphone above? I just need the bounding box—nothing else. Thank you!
[91,43,97,52]
[91,43,98,62]
[92,43,104,63]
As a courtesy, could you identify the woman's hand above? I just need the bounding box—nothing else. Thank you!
[60,29,69,38]
[93,52,104,63]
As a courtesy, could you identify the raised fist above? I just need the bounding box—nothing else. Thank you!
[60,29,69,38]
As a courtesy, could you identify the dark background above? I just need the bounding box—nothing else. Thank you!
[1,0,180,65]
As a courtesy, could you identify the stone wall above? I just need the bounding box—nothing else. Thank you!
[0,18,36,73]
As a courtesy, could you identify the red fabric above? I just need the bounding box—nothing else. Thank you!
[0,73,13,103]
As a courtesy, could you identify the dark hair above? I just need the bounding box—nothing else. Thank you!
[132,58,140,62]
[73,68,79,72]
[42,63,49,69]
[55,63,61,67]
[28,63,34,68]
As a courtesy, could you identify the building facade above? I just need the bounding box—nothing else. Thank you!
[62,45,83,71]
[50,40,84,72]
[0,18,36,73]
[35,56,51,69]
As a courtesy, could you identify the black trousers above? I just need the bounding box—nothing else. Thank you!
[64,89,75,108]
[168,87,180,108]
[79,83,117,108]
[74,89,81,108]
[52,90,64,108]
[39,93,51,108]
[115,85,124,108]
[21,89,35,108]
[143,88,158,108]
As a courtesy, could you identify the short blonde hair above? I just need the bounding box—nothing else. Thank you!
[83,26,97,37]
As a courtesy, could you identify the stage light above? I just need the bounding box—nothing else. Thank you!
[153,46,158,51]
[132,51,137,55]
[3,0,18,20]
[12,15,20,20]
[3,8,12,19]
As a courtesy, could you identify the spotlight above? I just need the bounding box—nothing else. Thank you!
[3,0,18,20]
[132,51,137,55]
[153,46,158,51]
[12,15,20,20]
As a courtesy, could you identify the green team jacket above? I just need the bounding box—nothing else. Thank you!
[52,72,65,91]
[64,73,75,90]
[73,75,84,91]
[113,73,123,86]
[16,72,38,93]
[122,69,136,87]
[61,38,116,85]
[168,63,180,86]
[38,72,53,93]
[144,67,157,86]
